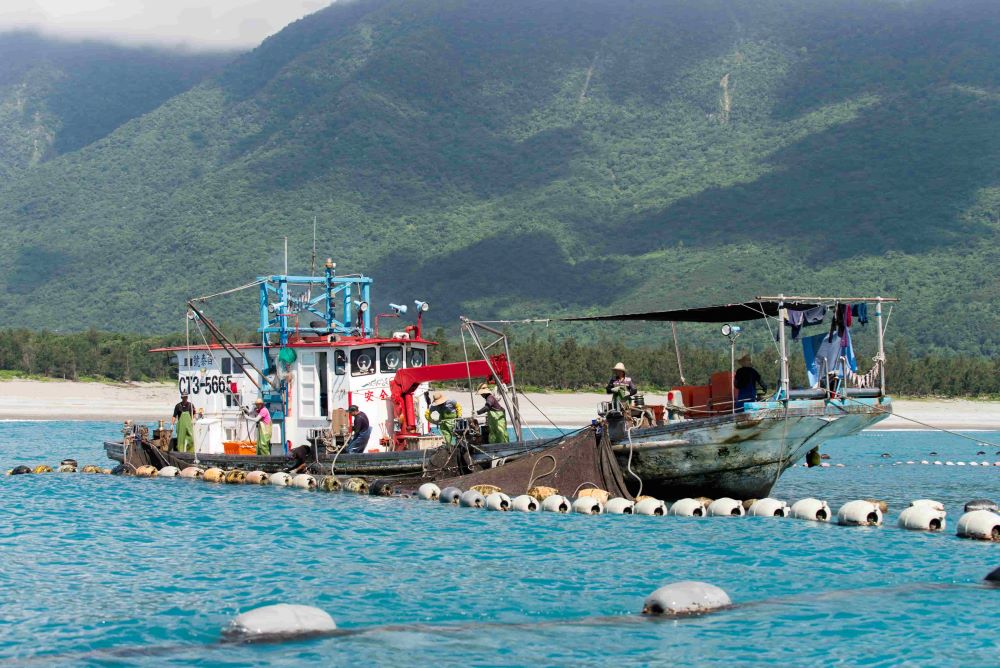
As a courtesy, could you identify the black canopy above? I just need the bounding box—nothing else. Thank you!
[559,300,822,324]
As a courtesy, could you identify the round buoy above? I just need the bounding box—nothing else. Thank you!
[605,498,635,514]
[642,581,732,616]
[707,497,745,517]
[485,492,511,511]
[439,486,463,505]
[541,495,571,513]
[790,498,831,522]
[510,495,538,512]
[964,499,998,513]
[135,465,158,478]
[203,467,226,483]
[269,471,292,487]
[224,469,247,484]
[417,483,441,501]
[459,489,486,508]
[57,464,77,473]
[669,498,704,517]
[245,471,270,485]
[224,604,336,642]
[748,498,789,517]
[956,510,1000,541]
[32,464,53,474]
[634,498,667,516]
[317,476,339,491]
[837,500,883,526]
[292,474,317,490]
[179,466,203,478]
[898,505,946,532]
[343,477,369,494]
[81,464,103,474]
[369,479,395,496]
[158,466,180,477]
[572,496,603,515]
[8,465,32,475]
[909,499,944,511]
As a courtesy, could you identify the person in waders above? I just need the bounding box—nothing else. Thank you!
[425,391,460,445]
[171,393,196,452]
[476,384,508,443]
[249,398,272,456]
[606,362,637,411]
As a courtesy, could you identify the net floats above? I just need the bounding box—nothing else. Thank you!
[956,510,1000,541]
[837,500,884,526]
[642,581,732,616]
[224,604,336,642]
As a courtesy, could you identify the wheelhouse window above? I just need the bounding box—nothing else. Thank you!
[380,346,403,373]
[351,348,376,376]
[406,347,426,368]
[334,350,347,375]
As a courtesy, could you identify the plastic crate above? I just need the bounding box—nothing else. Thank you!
[223,440,257,455]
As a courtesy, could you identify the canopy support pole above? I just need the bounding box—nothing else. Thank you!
[777,296,789,401]
[876,298,886,396]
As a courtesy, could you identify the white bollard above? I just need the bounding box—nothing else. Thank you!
[956,510,1000,541]
[417,483,441,501]
[707,497,745,517]
[605,498,635,514]
[748,498,789,517]
[837,500,883,526]
[898,505,946,531]
[669,498,704,517]
[572,496,603,515]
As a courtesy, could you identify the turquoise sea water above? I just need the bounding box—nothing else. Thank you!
[1,421,998,666]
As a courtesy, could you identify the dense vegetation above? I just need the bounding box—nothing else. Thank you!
[3,327,999,398]
[0,31,231,178]
[1,1,999,361]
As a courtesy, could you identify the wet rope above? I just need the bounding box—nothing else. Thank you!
[525,454,557,492]
[840,394,1000,450]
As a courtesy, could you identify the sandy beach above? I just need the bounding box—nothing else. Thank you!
[0,379,998,431]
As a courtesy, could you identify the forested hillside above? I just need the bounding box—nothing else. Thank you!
[0,31,232,177]
[1,0,998,356]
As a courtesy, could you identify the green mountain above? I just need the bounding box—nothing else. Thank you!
[1,0,999,355]
[0,31,232,177]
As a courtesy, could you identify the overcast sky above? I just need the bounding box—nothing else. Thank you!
[0,0,333,50]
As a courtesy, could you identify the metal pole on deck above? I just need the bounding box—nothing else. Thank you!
[876,297,886,395]
[777,296,789,401]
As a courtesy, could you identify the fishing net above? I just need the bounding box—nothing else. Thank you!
[430,427,632,500]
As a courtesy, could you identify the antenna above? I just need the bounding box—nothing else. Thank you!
[310,216,317,277]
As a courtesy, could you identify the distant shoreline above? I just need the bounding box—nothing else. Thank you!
[0,379,998,431]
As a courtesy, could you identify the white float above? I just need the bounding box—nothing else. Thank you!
[269,471,292,486]
[572,497,603,515]
[897,505,946,531]
[634,498,667,516]
[225,604,336,641]
[485,492,511,511]
[158,466,180,477]
[909,499,944,512]
[459,490,486,508]
[417,483,441,501]
[292,474,317,490]
[748,498,789,517]
[668,498,704,517]
[707,497,745,517]
[837,500,883,526]
[510,495,538,512]
[642,581,732,616]
[439,487,462,504]
[179,466,204,478]
[541,495,571,513]
[790,498,830,522]
[956,510,1000,541]
[605,498,635,514]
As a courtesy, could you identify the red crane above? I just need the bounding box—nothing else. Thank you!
[389,355,513,450]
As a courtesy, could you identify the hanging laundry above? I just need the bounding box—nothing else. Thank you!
[785,306,827,341]
[786,309,805,340]
[802,331,857,386]
[851,303,869,326]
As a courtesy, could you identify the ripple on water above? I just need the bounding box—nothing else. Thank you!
[0,422,997,666]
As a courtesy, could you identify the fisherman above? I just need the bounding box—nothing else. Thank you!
[286,444,314,473]
[606,362,637,411]
[425,392,461,445]
[734,354,767,410]
[345,405,371,454]
[248,398,272,456]
[476,383,509,443]
[171,392,196,452]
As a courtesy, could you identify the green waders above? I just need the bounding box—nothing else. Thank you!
[437,411,458,445]
[486,409,509,443]
[176,411,195,452]
[257,422,272,456]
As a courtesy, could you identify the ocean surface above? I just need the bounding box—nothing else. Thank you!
[1,421,997,666]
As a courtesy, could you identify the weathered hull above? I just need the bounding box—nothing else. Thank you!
[612,397,891,499]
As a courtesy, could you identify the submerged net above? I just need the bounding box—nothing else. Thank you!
[430,427,632,500]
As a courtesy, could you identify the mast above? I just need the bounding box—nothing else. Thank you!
[876,297,886,395]
[777,295,789,401]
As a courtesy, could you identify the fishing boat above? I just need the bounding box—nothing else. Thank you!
[104,264,894,500]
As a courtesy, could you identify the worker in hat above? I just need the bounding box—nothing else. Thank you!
[476,383,508,443]
[606,362,637,411]
[345,405,371,454]
[734,354,767,411]
[425,391,461,445]
[171,392,196,452]
[249,398,273,456]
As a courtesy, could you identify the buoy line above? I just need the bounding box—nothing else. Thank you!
[7,463,1000,541]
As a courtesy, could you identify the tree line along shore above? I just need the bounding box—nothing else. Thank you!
[1,327,998,399]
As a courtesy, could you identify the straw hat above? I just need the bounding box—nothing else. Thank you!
[430,391,447,405]
[613,362,627,372]
[254,398,264,405]
[737,354,752,366]
[477,383,492,396]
